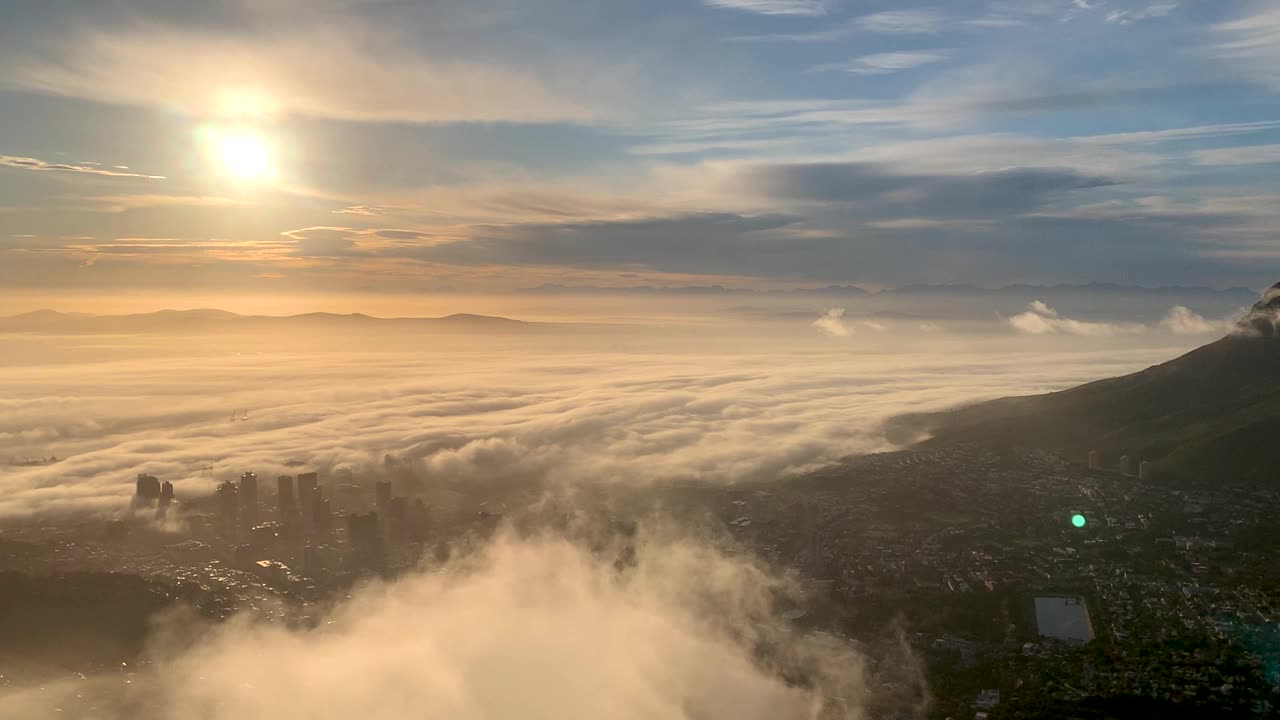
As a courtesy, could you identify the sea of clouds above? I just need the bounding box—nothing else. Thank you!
[0,308,1226,719]
[0,316,1207,519]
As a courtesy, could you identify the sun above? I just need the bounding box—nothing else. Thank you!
[199,125,277,182]
[214,131,273,180]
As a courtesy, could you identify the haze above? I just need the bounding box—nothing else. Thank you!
[3,0,1280,717]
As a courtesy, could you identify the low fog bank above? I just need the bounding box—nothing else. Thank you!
[0,527,924,720]
[0,320,1197,519]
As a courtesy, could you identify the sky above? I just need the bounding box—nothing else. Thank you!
[1,0,1279,304]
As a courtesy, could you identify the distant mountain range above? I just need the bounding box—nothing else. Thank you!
[519,282,1259,300]
[0,309,531,334]
[888,283,1280,486]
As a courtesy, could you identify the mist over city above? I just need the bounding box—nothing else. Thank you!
[3,1,1280,718]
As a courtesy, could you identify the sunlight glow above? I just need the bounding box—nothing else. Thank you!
[215,131,273,180]
[198,124,278,183]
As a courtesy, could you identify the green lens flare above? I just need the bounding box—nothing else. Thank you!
[1071,513,1086,528]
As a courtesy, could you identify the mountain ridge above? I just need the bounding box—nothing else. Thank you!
[0,309,533,334]
[887,283,1280,487]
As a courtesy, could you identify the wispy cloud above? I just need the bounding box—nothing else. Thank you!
[0,155,164,179]
[733,7,943,41]
[1191,144,1280,167]
[3,25,596,124]
[88,194,247,212]
[856,9,944,34]
[333,205,394,216]
[811,51,949,75]
[1105,3,1177,25]
[1212,8,1280,92]
[703,0,832,16]
[1074,120,1280,145]
[964,15,1026,28]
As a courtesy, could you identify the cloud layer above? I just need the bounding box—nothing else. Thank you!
[0,531,907,719]
[0,323,1190,518]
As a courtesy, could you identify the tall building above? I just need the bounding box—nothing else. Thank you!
[156,480,175,520]
[134,474,161,508]
[1138,460,1153,481]
[1119,455,1133,477]
[408,498,430,542]
[239,472,259,528]
[277,475,296,520]
[302,544,323,575]
[347,512,385,571]
[1087,450,1100,471]
[297,472,319,532]
[313,495,332,532]
[388,496,408,542]
[375,480,392,512]
[216,481,239,537]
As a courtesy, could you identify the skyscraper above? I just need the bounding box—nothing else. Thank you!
[408,498,430,543]
[347,512,385,571]
[297,472,318,532]
[134,474,161,508]
[1119,455,1133,477]
[277,475,296,521]
[239,472,259,528]
[313,495,332,532]
[216,481,239,537]
[156,480,174,520]
[375,480,392,513]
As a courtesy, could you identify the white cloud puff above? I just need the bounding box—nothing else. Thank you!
[812,307,851,337]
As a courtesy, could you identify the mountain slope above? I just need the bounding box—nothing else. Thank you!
[889,283,1280,486]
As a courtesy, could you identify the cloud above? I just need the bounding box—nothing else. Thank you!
[964,15,1026,28]
[1212,7,1280,92]
[735,163,1116,217]
[1159,305,1221,335]
[1074,120,1280,146]
[333,205,392,217]
[385,213,804,271]
[0,325,1179,518]
[812,307,850,337]
[1104,3,1176,25]
[1191,144,1280,166]
[3,24,594,124]
[732,7,943,41]
[1008,301,1226,337]
[1008,301,1142,336]
[282,227,359,257]
[704,0,832,16]
[810,51,949,75]
[88,195,248,212]
[0,155,164,179]
[856,9,943,34]
[0,528,928,719]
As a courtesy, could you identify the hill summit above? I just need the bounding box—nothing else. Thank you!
[889,284,1280,486]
